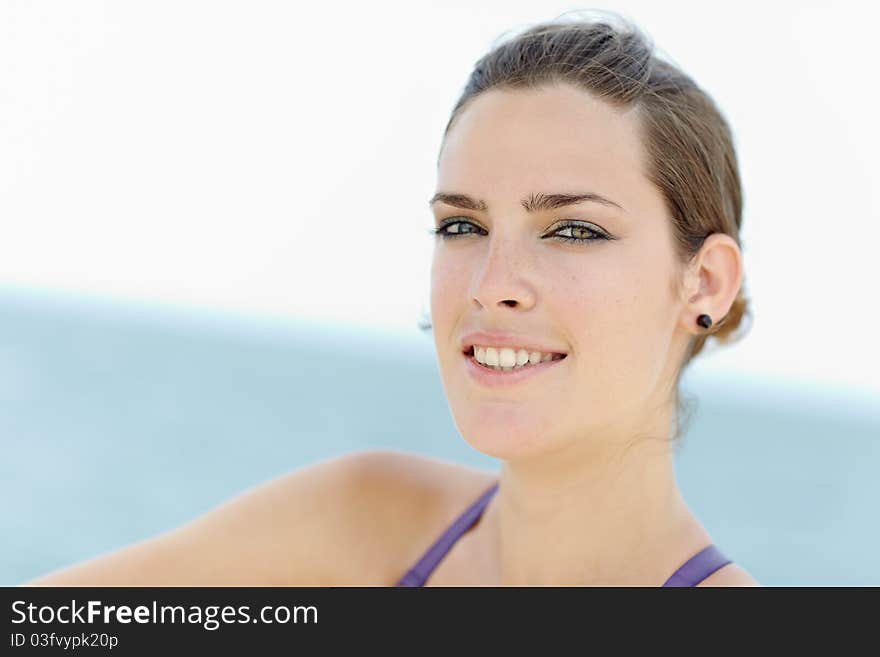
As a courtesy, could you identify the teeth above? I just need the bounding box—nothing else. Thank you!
[473,346,563,371]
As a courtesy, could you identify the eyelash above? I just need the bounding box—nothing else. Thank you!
[429,219,612,245]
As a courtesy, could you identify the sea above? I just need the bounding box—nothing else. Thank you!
[1,286,877,586]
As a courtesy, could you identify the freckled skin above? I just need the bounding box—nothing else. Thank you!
[428,81,747,585]
[431,82,689,461]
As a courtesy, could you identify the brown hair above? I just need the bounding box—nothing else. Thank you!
[419,10,752,443]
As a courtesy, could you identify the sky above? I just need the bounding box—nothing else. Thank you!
[1,0,878,402]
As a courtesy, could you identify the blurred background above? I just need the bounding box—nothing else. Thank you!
[1,0,877,586]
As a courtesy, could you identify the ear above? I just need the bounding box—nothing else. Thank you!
[679,233,743,333]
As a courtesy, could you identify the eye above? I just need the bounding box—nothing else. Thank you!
[429,219,484,239]
[430,218,612,245]
[549,221,611,244]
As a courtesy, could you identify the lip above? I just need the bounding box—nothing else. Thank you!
[463,350,566,388]
[460,330,568,356]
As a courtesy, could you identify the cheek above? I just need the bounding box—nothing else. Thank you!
[429,256,471,361]
[559,258,672,393]
[430,249,472,311]
[549,260,623,339]
[429,261,458,325]
[575,277,676,417]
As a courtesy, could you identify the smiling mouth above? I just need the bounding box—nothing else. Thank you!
[463,346,568,369]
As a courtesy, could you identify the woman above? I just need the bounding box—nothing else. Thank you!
[27,12,758,586]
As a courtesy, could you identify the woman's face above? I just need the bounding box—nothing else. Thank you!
[429,82,689,461]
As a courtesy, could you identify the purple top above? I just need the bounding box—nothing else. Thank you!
[396,481,733,587]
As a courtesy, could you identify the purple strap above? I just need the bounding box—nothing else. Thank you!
[396,482,499,587]
[661,544,732,587]
[396,481,732,587]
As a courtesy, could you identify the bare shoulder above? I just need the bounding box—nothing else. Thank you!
[271,448,498,585]
[336,449,499,582]
[696,562,761,587]
[346,448,498,505]
[24,449,495,587]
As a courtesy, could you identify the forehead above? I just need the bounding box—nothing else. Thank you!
[438,84,648,203]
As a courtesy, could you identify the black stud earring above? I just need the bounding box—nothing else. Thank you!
[696,314,713,329]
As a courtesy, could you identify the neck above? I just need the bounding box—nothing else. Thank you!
[479,428,708,585]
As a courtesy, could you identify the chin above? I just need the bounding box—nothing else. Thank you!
[454,420,564,461]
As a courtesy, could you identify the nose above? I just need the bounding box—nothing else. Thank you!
[470,238,536,312]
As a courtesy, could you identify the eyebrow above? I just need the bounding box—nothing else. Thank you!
[428,191,625,213]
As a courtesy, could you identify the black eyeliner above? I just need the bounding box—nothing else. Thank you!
[430,217,613,244]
